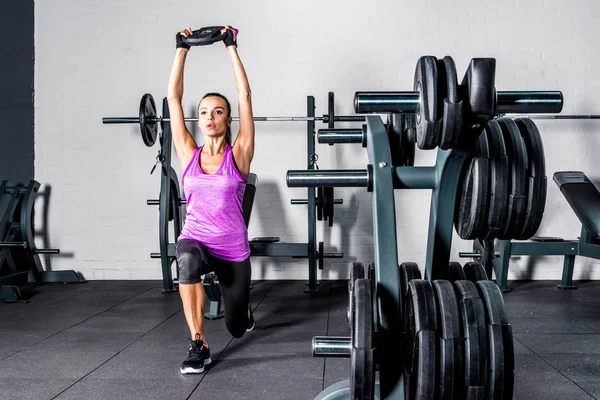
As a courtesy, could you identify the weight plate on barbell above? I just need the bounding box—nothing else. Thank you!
[496,118,528,239]
[403,279,438,400]
[439,56,463,150]
[328,91,335,129]
[323,187,335,227]
[476,280,515,400]
[514,118,547,239]
[139,93,158,147]
[414,56,442,150]
[432,280,465,399]
[351,278,375,400]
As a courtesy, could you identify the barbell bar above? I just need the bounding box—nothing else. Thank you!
[102,115,365,124]
[354,91,564,114]
[0,241,60,254]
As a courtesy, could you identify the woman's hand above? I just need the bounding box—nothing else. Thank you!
[175,27,193,50]
[221,25,238,48]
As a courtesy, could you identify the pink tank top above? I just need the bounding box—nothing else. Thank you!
[178,144,250,262]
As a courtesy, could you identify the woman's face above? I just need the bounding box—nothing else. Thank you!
[198,96,231,138]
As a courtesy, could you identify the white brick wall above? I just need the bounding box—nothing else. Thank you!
[35,0,600,281]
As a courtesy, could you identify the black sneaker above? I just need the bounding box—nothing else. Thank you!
[180,338,211,374]
[247,309,255,332]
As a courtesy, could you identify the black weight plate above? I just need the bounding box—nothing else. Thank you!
[448,262,466,282]
[414,56,442,150]
[367,263,378,332]
[405,113,417,145]
[454,280,489,394]
[388,113,404,166]
[432,280,465,399]
[439,56,463,150]
[324,187,334,227]
[182,26,227,46]
[496,118,528,239]
[399,262,422,318]
[403,279,438,400]
[473,238,495,278]
[348,262,365,328]
[464,261,489,282]
[514,118,547,239]
[474,127,491,159]
[476,281,515,400]
[481,120,509,240]
[139,93,158,147]
[328,92,335,129]
[317,187,323,221]
[318,241,324,270]
[351,279,375,400]
[435,59,449,123]
[455,157,490,240]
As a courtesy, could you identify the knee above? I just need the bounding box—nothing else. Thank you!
[177,245,203,285]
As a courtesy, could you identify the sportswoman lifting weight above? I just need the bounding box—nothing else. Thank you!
[167,25,255,374]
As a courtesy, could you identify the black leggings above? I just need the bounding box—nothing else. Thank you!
[176,238,251,338]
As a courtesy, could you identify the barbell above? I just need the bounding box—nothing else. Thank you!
[102,92,366,147]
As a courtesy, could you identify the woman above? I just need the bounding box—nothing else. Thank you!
[167,25,255,374]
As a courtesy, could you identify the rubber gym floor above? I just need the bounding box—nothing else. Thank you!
[1,279,600,400]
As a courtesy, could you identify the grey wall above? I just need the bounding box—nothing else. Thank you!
[0,0,34,185]
[35,0,600,281]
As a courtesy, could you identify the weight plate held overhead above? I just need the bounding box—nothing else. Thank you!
[139,93,158,147]
[182,26,227,46]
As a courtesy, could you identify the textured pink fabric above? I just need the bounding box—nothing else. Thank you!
[178,144,250,261]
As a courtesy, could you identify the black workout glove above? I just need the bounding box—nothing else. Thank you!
[175,33,191,50]
[223,26,238,48]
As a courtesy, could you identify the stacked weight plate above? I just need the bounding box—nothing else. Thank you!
[400,261,514,399]
[455,117,547,241]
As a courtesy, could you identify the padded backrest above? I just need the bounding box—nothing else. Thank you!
[554,171,600,238]
[242,173,257,228]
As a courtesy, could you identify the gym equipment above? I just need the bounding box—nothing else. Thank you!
[181,26,227,47]
[0,181,82,302]
[291,55,560,399]
[462,171,600,292]
[103,92,365,148]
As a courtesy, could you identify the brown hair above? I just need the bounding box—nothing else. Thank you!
[200,93,232,146]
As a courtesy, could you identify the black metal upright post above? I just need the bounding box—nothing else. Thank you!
[423,148,472,281]
[305,96,318,293]
[365,116,404,398]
